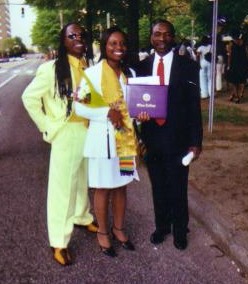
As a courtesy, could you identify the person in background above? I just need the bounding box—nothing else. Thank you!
[185,40,197,61]
[196,35,212,99]
[178,39,197,61]
[22,23,98,266]
[135,19,203,250]
[178,40,187,56]
[139,48,150,61]
[74,26,138,257]
[226,31,248,103]
[216,17,227,93]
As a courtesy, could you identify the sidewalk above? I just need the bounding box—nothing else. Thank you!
[188,86,248,275]
[0,59,29,69]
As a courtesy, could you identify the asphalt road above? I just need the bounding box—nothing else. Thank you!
[0,60,246,283]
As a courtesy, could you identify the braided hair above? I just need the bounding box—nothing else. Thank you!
[54,22,86,116]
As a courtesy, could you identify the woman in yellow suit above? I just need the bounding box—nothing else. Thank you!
[22,23,103,266]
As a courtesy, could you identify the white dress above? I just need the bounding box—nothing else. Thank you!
[197,44,212,98]
[74,61,139,188]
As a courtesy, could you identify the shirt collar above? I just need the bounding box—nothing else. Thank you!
[154,50,173,62]
[67,54,87,70]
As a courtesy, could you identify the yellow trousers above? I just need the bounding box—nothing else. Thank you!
[47,122,93,248]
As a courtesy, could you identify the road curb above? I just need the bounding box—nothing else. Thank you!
[0,60,28,69]
[188,185,248,276]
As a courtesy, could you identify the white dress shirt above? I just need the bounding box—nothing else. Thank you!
[153,51,173,85]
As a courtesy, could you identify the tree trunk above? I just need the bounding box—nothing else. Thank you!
[85,0,94,60]
[127,0,140,65]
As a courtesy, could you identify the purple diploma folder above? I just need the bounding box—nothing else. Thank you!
[126,84,168,118]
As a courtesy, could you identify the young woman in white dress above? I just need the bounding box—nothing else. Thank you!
[74,27,138,257]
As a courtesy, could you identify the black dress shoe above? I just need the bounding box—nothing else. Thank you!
[111,227,135,251]
[100,245,117,257]
[150,225,172,245]
[150,230,165,244]
[97,231,117,257]
[119,239,135,251]
[173,236,188,250]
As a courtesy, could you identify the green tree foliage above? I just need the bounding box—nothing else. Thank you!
[25,0,85,10]
[190,0,211,36]
[27,0,248,54]
[139,15,150,50]
[139,0,194,43]
[31,8,81,53]
[31,10,61,53]
[0,37,27,57]
[218,0,248,33]
[25,0,194,50]
[191,0,248,36]
[27,0,140,54]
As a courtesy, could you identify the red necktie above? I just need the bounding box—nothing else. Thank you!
[157,57,165,85]
[156,57,166,126]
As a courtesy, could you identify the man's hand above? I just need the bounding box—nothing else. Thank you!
[137,111,150,122]
[188,146,202,161]
[107,109,123,129]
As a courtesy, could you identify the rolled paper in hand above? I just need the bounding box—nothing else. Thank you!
[182,151,194,166]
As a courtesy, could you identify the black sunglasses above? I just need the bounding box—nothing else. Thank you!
[67,32,86,40]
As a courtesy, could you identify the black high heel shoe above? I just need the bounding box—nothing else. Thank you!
[97,231,117,257]
[111,226,135,251]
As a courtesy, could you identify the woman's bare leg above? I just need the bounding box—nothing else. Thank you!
[111,186,128,241]
[94,188,111,248]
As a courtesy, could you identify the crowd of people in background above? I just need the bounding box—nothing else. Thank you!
[136,20,248,103]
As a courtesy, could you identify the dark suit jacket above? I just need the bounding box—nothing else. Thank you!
[135,52,203,157]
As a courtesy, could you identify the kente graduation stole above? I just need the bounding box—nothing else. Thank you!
[101,60,137,175]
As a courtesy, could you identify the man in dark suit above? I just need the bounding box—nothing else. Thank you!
[135,19,203,250]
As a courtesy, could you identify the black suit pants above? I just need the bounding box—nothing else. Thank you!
[146,153,189,234]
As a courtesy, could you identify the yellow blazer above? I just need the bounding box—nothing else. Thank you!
[22,60,86,143]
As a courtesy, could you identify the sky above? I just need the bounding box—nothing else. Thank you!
[9,0,37,48]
